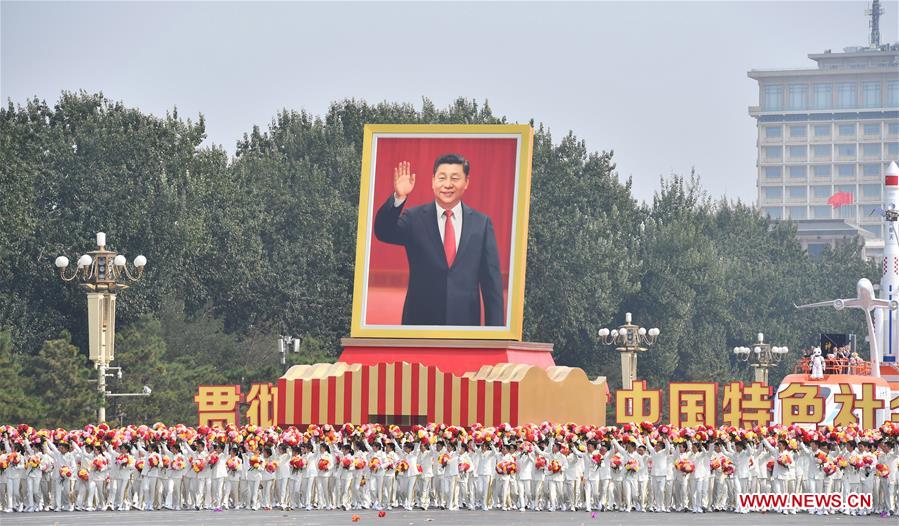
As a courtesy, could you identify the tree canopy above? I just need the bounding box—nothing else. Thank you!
[0,92,876,427]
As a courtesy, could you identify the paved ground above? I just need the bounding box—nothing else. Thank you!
[0,509,887,526]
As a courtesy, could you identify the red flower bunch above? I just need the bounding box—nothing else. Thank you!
[317,458,331,471]
[148,454,160,468]
[59,466,73,478]
[91,456,107,472]
[777,453,792,467]
[535,456,547,470]
[438,453,450,467]
[395,460,410,473]
[548,459,562,474]
[341,457,353,469]
[77,468,89,481]
[191,458,205,473]
[369,457,381,472]
[226,457,241,473]
[208,453,219,466]
[815,451,828,465]
[290,455,306,472]
[354,458,366,470]
[591,452,603,465]
[135,459,145,472]
[458,461,471,473]
[172,456,186,471]
[265,461,278,474]
[710,457,722,471]
[248,454,262,470]
[610,455,623,470]
[766,459,774,474]
[722,458,735,476]
[676,459,695,474]
[625,459,639,472]
[822,461,837,477]
[876,463,890,478]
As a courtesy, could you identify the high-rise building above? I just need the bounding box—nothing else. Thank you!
[748,2,899,258]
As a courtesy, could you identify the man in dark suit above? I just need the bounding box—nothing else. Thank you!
[374,153,504,326]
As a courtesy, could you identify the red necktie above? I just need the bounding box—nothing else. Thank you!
[443,209,456,267]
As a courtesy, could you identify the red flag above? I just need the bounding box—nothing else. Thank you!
[827,191,853,208]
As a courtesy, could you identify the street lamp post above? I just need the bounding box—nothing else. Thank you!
[55,232,147,422]
[279,335,301,369]
[598,312,660,390]
[733,332,789,385]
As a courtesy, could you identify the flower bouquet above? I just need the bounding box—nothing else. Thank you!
[91,456,108,472]
[535,456,547,470]
[317,458,331,472]
[548,459,562,474]
[438,453,450,467]
[495,461,507,475]
[710,457,722,471]
[766,459,774,475]
[368,457,381,472]
[248,454,262,471]
[777,453,792,468]
[505,461,518,475]
[290,455,306,473]
[60,466,73,479]
[135,459,145,472]
[458,461,471,473]
[265,460,278,474]
[610,455,623,470]
[822,461,837,477]
[147,454,160,468]
[677,459,695,474]
[835,456,848,469]
[876,463,890,478]
[625,459,639,473]
[396,460,410,474]
[354,458,366,470]
[162,456,172,469]
[226,457,241,473]
[208,453,220,467]
[191,458,205,473]
[591,452,603,465]
[77,468,89,481]
[722,459,735,476]
[815,451,828,465]
[341,457,353,470]
[172,456,186,471]
[26,454,42,471]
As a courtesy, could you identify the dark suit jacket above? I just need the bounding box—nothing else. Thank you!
[373,196,504,326]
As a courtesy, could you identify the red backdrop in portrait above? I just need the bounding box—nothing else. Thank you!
[365,137,518,325]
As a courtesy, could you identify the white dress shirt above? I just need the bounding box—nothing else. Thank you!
[393,195,463,252]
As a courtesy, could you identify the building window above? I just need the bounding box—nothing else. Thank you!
[862,143,880,158]
[863,163,882,177]
[863,82,881,108]
[811,206,832,219]
[888,81,899,108]
[837,205,856,219]
[788,145,807,160]
[788,186,807,199]
[887,142,899,156]
[837,83,857,109]
[764,85,783,111]
[834,184,855,196]
[787,206,807,219]
[788,85,807,110]
[763,207,783,219]
[789,166,806,179]
[836,144,856,158]
[765,146,782,161]
[812,185,831,199]
[837,164,855,178]
[807,243,828,258]
[812,84,832,109]
[861,183,882,198]
[838,124,856,137]
[764,186,783,199]
[764,166,783,180]
[765,126,782,139]
[889,123,899,135]
[813,144,831,159]
[863,123,881,136]
[789,125,807,138]
[813,124,831,137]
[863,225,883,237]
[813,165,831,178]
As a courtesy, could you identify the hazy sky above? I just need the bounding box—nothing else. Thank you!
[3,1,897,203]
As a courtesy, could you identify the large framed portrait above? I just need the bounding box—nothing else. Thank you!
[350,124,534,340]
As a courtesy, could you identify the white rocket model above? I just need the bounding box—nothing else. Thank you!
[875,160,899,375]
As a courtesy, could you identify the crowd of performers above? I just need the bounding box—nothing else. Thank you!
[0,421,898,516]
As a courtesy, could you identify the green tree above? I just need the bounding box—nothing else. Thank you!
[0,331,44,423]
[28,332,99,428]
